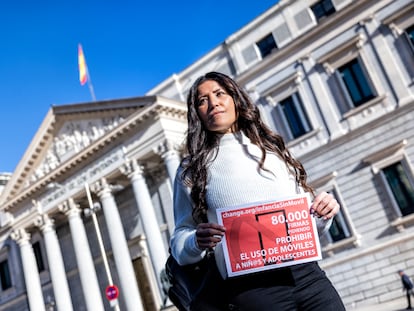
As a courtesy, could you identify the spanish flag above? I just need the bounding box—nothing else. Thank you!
[78,44,88,86]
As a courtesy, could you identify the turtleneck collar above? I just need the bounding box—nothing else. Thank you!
[219,131,251,146]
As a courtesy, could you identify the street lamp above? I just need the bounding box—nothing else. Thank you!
[84,182,121,311]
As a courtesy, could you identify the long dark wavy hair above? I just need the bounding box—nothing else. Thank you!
[181,72,314,223]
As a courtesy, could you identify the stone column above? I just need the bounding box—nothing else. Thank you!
[92,178,143,311]
[154,140,181,233]
[34,214,73,311]
[154,140,181,186]
[10,228,46,311]
[120,159,168,291]
[59,199,105,311]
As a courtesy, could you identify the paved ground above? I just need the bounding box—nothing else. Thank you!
[349,297,411,311]
[162,297,412,310]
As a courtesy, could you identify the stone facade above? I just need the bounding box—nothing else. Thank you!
[147,0,414,309]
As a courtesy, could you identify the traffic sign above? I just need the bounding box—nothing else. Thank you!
[105,285,119,301]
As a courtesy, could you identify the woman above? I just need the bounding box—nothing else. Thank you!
[170,72,345,310]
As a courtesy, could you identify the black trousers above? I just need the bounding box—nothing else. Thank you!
[406,289,414,308]
[191,262,345,311]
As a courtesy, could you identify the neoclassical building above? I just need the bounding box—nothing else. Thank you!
[1,0,414,310]
[0,97,186,310]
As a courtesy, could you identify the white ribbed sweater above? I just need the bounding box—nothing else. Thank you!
[170,132,330,278]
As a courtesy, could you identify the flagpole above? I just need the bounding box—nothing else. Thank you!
[86,70,97,102]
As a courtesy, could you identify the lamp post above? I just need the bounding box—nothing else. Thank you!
[84,182,121,311]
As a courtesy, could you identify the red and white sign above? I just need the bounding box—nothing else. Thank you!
[216,193,321,277]
[105,284,119,301]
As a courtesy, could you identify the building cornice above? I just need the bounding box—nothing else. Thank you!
[236,0,393,85]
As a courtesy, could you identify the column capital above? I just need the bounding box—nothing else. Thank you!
[58,198,81,218]
[34,214,54,232]
[90,178,112,198]
[11,228,31,245]
[153,140,180,160]
[120,158,144,179]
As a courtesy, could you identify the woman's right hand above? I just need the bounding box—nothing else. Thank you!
[195,223,226,249]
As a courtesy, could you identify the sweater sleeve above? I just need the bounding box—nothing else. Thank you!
[169,167,206,265]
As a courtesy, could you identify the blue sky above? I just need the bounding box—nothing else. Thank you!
[0,0,278,173]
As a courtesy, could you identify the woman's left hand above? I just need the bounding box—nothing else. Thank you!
[311,191,340,220]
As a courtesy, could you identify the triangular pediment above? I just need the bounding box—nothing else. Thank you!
[0,95,186,206]
[30,115,126,182]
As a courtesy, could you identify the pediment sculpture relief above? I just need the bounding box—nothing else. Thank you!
[27,116,124,186]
